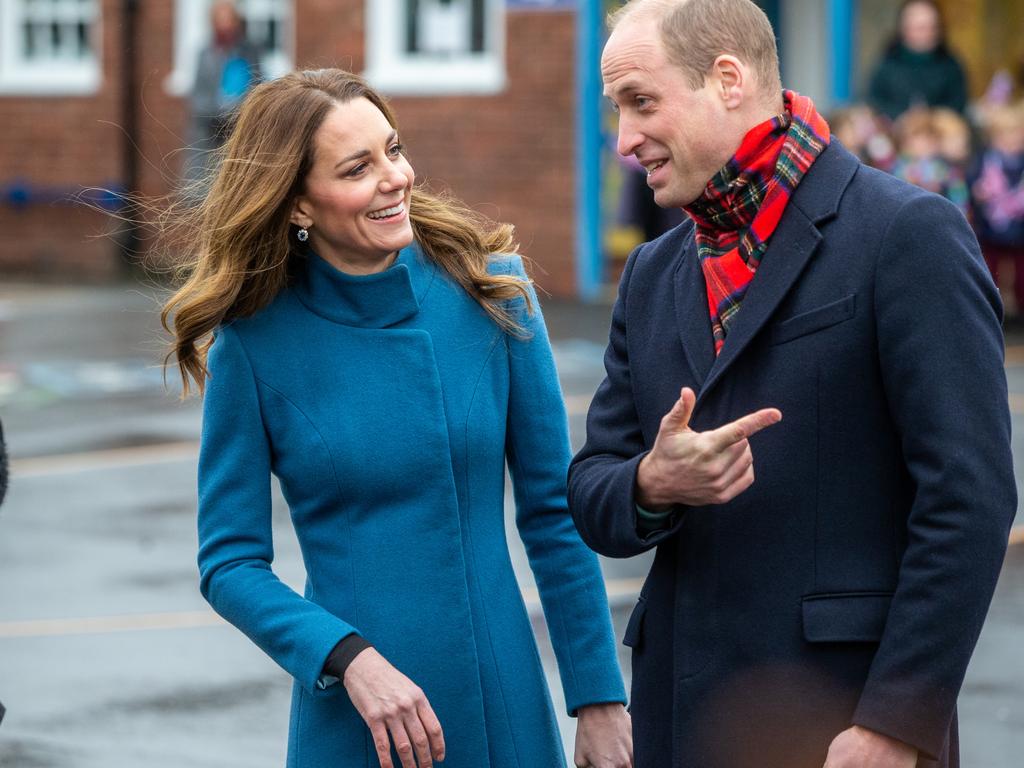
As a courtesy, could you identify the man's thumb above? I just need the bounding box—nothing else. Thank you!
[663,387,696,432]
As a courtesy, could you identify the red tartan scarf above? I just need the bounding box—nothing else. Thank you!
[683,90,830,354]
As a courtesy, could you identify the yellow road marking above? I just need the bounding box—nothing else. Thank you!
[1006,345,1024,365]
[11,441,200,478]
[563,393,592,415]
[0,610,225,639]
[0,579,651,640]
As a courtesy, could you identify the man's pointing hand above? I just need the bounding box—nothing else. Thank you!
[636,387,782,509]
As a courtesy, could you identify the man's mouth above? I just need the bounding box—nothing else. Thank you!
[644,160,667,177]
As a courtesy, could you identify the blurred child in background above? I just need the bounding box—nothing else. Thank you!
[933,107,974,171]
[830,104,896,171]
[891,107,969,213]
[970,102,1024,315]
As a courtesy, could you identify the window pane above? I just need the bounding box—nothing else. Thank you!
[17,0,98,62]
[23,22,36,58]
[406,0,420,54]
[416,0,473,57]
[77,20,89,57]
[470,0,484,53]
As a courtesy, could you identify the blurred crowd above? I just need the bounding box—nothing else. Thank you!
[836,0,1024,319]
[613,0,1024,321]
[829,97,1024,318]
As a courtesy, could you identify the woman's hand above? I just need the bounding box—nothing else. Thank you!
[573,702,633,768]
[343,648,445,768]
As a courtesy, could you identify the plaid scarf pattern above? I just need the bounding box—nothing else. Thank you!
[684,91,830,354]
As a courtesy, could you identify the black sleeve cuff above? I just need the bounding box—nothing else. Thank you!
[323,635,373,680]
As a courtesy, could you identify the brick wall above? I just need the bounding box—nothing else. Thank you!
[1,1,580,296]
[0,0,127,279]
[389,9,578,297]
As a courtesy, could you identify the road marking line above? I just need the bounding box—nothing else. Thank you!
[11,441,200,478]
[8,395,593,479]
[0,579,651,640]
[0,610,226,638]
[521,577,644,606]
[563,394,592,415]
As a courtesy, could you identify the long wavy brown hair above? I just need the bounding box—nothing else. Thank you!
[161,68,532,396]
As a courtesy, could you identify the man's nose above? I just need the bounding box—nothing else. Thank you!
[616,119,643,158]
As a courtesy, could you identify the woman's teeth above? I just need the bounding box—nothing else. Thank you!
[367,204,404,220]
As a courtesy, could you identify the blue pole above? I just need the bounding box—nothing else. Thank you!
[575,0,603,301]
[828,0,856,105]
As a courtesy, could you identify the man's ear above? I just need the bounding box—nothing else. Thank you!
[290,195,313,229]
[711,54,746,109]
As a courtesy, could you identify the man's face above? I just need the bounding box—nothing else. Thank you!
[602,16,734,208]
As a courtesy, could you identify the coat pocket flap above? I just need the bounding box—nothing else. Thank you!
[771,294,856,345]
[801,591,893,643]
[622,598,648,649]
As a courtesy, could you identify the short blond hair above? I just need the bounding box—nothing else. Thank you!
[985,102,1024,137]
[610,0,782,96]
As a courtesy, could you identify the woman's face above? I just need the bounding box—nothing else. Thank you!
[291,98,415,274]
[901,2,942,53]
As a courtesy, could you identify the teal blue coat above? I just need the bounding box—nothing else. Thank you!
[197,246,626,767]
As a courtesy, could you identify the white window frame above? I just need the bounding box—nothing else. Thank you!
[165,0,293,97]
[0,0,102,95]
[364,0,506,96]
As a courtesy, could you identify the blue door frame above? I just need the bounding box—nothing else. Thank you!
[575,0,605,301]
[828,0,857,104]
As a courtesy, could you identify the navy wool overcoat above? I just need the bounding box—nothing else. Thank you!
[198,247,626,768]
[569,142,1016,768]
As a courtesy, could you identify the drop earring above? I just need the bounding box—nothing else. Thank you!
[296,227,310,242]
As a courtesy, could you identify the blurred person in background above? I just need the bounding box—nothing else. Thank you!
[970,102,1024,316]
[868,0,968,121]
[182,0,262,194]
[932,106,973,170]
[570,1,1014,767]
[161,69,631,768]
[828,104,896,171]
[891,107,969,212]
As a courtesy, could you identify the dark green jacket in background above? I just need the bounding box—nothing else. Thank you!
[868,44,968,120]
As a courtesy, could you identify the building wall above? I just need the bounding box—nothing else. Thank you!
[391,8,578,296]
[0,1,579,296]
[0,0,128,279]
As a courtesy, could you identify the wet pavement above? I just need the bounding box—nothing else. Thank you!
[0,282,1021,766]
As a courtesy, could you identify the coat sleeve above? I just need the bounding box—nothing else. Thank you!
[500,255,627,716]
[567,246,685,559]
[851,193,1016,758]
[197,325,360,695]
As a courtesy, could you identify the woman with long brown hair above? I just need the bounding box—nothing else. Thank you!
[163,69,631,768]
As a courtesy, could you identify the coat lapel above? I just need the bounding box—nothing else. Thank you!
[695,140,860,402]
[673,229,715,386]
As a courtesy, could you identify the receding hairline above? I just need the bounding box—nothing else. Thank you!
[608,0,688,31]
[607,0,782,100]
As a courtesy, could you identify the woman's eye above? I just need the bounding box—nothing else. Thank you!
[388,142,404,156]
[346,163,367,177]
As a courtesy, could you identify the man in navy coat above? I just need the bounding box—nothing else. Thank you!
[568,1,1016,767]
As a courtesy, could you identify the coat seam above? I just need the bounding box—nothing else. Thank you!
[248,367,363,672]
[464,332,518,766]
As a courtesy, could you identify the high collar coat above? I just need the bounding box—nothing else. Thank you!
[198,247,626,767]
[569,142,1016,768]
